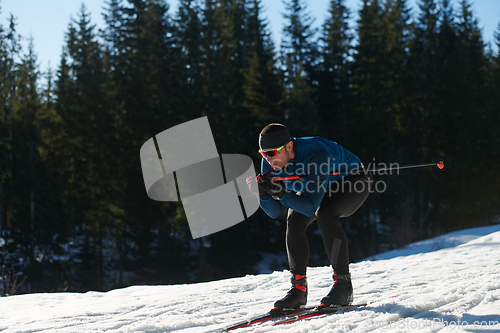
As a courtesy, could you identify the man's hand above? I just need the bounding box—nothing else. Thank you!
[246,171,271,200]
[257,171,287,200]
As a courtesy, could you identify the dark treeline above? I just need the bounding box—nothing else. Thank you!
[0,0,499,294]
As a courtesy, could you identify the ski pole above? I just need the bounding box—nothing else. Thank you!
[274,161,444,181]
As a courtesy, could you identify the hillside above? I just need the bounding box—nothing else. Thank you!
[1,225,500,332]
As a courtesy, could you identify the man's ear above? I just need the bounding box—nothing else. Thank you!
[287,140,293,151]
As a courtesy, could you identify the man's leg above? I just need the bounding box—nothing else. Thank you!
[316,173,371,273]
[273,209,315,309]
[286,209,316,275]
[316,174,371,305]
[316,214,349,275]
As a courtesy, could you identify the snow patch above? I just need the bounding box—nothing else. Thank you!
[1,226,500,332]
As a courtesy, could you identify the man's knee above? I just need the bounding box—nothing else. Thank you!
[287,213,309,237]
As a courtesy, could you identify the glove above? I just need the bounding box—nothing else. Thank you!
[259,173,286,200]
[247,171,287,200]
[246,171,271,200]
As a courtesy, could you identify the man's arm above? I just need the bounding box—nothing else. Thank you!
[277,149,330,217]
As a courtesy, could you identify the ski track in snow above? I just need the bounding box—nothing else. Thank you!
[1,225,500,332]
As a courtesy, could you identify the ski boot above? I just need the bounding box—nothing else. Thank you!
[320,273,353,306]
[273,274,307,310]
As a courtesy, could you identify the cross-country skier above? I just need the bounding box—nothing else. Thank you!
[248,123,371,310]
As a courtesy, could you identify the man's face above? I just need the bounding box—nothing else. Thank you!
[263,141,293,171]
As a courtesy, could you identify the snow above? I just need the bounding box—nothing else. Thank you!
[366,224,500,260]
[2,225,500,332]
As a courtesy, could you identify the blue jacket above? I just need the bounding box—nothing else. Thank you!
[259,137,363,218]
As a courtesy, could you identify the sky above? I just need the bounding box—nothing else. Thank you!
[1,0,499,75]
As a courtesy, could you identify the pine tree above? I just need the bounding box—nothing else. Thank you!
[53,4,122,290]
[175,0,204,123]
[180,0,255,281]
[101,0,130,130]
[0,6,6,240]
[35,63,73,292]
[101,0,128,74]
[381,0,422,244]
[451,0,491,227]
[1,24,63,292]
[382,0,413,145]
[0,16,24,289]
[409,0,440,151]
[316,0,353,142]
[241,0,283,148]
[493,20,500,124]
[352,0,386,155]
[2,16,21,232]
[11,36,68,291]
[352,0,420,249]
[491,20,500,218]
[401,0,442,240]
[281,0,318,136]
[14,36,41,269]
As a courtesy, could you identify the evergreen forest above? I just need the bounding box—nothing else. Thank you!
[1,0,499,294]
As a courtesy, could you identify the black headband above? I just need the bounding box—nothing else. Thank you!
[259,128,291,150]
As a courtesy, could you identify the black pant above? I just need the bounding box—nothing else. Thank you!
[286,173,371,276]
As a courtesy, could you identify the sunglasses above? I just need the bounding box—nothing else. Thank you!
[259,144,286,158]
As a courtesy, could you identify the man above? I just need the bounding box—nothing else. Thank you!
[248,123,371,310]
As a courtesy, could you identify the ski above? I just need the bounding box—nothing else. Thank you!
[209,303,366,332]
[272,303,367,326]
[209,306,317,332]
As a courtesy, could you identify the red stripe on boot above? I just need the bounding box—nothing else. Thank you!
[295,284,307,292]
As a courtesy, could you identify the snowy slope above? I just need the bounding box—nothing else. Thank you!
[1,225,500,332]
[366,224,500,261]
